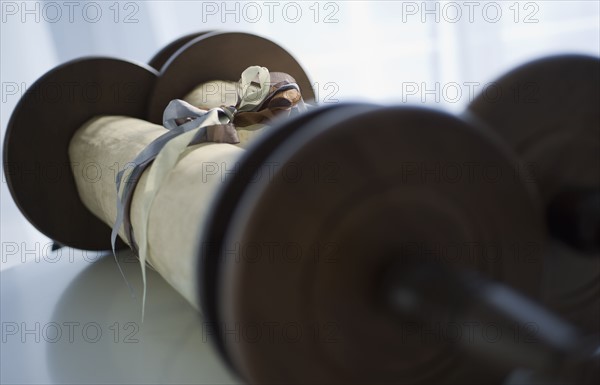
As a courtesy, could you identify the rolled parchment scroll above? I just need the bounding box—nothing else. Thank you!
[68,77,286,308]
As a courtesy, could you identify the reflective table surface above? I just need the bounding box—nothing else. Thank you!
[1,249,239,384]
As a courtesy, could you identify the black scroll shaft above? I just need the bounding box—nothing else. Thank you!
[547,189,600,254]
[381,262,599,384]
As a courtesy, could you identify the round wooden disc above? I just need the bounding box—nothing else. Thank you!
[147,31,315,124]
[467,55,599,205]
[198,103,366,373]
[467,55,600,334]
[148,31,212,71]
[216,107,544,384]
[3,58,158,250]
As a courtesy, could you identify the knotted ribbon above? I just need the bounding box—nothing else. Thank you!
[110,66,306,318]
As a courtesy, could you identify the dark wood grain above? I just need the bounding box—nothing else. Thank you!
[147,31,316,124]
[3,58,158,250]
[148,31,212,71]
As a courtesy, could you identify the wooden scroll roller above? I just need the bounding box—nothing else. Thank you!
[468,55,600,336]
[147,31,213,71]
[4,32,597,384]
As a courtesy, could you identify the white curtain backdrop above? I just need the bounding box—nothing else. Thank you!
[2,0,599,270]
